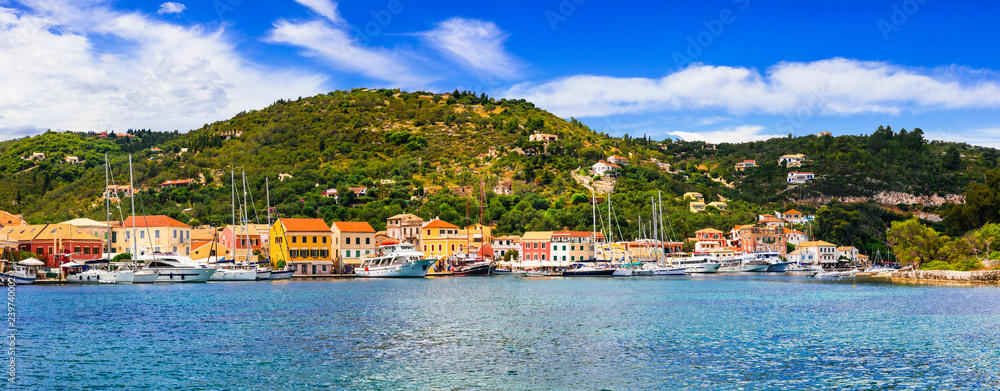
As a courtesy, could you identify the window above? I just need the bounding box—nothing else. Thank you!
[320,249,329,258]
[570,256,574,261]
[310,250,319,258]
[427,229,431,236]
[322,265,327,272]
[37,248,44,255]
[140,231,145,239]
[322,237,327,244]
[438,245,442,252]
[541,255,546,261]
[312,236,317,243]
[451,244,455,252]
[154,230,159,239]
[568,245,573,251]
[83,247,90,255]
[542,243,547,249]
[533,242,538,249]
[93,246,99,255]
[356,250,361,258]
[301,236,306,243]
[365,238,370,245]
[292,236,297,243]
[423,245,427,252]
[289,249,298,257]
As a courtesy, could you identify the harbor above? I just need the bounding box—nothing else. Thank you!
[10,275,1000,389]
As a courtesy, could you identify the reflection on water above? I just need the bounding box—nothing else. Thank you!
[13,276,1000,389]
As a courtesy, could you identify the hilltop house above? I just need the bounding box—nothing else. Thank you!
[0,210,26,228]
[689,202,706,213]
[787,172,815,184]
[779,154,806,167]
[591,161,621,176]
[529,133,558,143]
[782,209,805,224]
[735,160,756,171]
[607,155,628,166]
[682,192,704,201]
[24,152,45,161]
[160,179,196,189]
[64,156,83,165]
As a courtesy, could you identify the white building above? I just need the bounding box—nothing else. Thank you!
[836,246,859,263]
[784,228,809,246]
[797,241,838,265]
[492,235,521,262]
[591,161,621,176]
[787,172,815,184]
[607,155,628,166]
[779,154,806,167]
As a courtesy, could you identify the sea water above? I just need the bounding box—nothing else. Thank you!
[10,275,1000,390]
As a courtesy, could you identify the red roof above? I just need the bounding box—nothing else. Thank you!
[595,161,621,168]
[785,209,802,215]
[332,221,376,233]
[553,231,605,239]
[123,215,191,228]
[279,218,330,232]
[423,219,459,229]
[160,179,196,186]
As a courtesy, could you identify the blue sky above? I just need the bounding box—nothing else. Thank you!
[2,0,999,147]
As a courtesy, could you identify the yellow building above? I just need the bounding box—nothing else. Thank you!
[420,219,467,259]
[331,221,377,268]
[463,223,494,249]
[270,218,334,275]
[190,241,231,261]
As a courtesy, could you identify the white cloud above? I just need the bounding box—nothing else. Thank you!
[925,128,1000,149]
[665,125,786,144]
[503,58,1000,118]
[0,3,326,135]
[156,2,186,15]
[266,19,426,88]
[421,17,522,80]
[292,0,343,25]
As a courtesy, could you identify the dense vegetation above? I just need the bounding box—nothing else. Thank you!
[1,89,997,266]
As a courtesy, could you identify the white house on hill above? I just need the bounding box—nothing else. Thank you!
[591,161,621,175]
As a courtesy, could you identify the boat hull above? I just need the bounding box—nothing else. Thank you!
[632,270,654,276]
[209,269,257,281]
[653,267,687,276]
[452,263,494,276]
[766,262,793,272]
[255,270,272,280]
[66,270,135,284]
[0,272,35,285]
[612,268,633,277]
[149,268,216,283]
[682,263,721,273]
[562,269,616,277]
[270,269,294,279]
[356,259,434,278]
[132,271,160,283]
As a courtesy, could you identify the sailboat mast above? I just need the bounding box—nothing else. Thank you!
[242,170,251,264]
[657,191,665,261]
[128,155,136,259]
[104,154,111,257]
[591,189,597,259]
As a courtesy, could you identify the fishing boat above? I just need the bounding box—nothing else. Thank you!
[448,251,495,276]
[0,259,40,284]
[355,241,435,278]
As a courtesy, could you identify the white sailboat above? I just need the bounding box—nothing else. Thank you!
[66,154,136,284]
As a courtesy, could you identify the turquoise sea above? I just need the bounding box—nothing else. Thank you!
[10,275,1000,390]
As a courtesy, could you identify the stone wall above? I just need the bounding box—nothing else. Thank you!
[893,269,1000,283]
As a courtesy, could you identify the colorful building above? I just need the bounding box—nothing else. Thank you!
[270,218,333,275]
[737,225,788,256]
[420,219,465,259]
[550,231,603,265]
[112,215,192,256]
[386,213,424,247]
[693,228,726,252]
[219,224,263,262]
[1,224,104,267]
[521,231,554,267]
[331,221,377,268]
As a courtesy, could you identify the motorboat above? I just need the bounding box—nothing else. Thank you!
[447,251,495,276]
[64,259,135,284]
[356,241,435,278]
[785,263,824,276]
[562,262,616,277]
[814,268,859,279]
[137,252,217,283]
[270,267,295,279]
[668,255,721,273]
[1,259,40,284]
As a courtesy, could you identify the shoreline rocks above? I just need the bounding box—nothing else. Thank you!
[892,269,1000,284]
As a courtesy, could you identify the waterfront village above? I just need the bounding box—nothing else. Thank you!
[0,197,865,278]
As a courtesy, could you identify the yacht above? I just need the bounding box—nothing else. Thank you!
[668,255,721,274]
[137,252,217,283]
[356,241,435,278]
[562,262,617,276]
[65,259,135,284]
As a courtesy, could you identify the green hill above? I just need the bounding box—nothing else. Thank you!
[1,88,997,254]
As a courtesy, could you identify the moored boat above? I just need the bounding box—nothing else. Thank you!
[64,260,135,284]
[0,259,40,285]
[562,262,616,276]
[137,252,217,283]
[669,255,721,273]
[270,268,295,279]
[356,241,435,278]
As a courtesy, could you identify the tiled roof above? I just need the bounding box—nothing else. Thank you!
[279,218,331,232]
[332,221,376,233]
[123,215,191,228]
[553,231,605,239]
[1,224,102,242]
[388,213,422,221]
[423,219,459,229]
[696,228,724,234]
[521,231,554,241]
[784,209,802,215]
